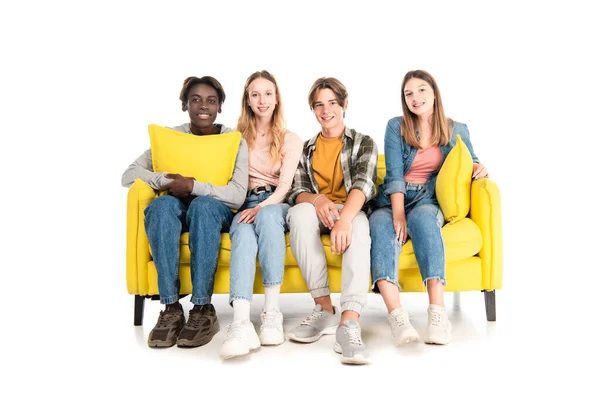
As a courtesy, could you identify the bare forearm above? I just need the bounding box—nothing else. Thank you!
[296,192,322,205]
[390,192,405,215]
[339,189,366,222]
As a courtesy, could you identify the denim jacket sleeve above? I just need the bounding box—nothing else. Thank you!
[382,117,407,196]
[453,122,480,164]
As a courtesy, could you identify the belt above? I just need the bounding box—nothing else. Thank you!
[406,182,426,191]
[247,185,277,196]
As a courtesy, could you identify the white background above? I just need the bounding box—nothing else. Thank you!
[1,0,597,397]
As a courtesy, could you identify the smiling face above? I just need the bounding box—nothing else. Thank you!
[403,78,435,119]
[312,88,346,136]
[185,83,221,129]
[246,77,278,120]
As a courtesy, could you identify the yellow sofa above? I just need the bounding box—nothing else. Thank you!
[126,156,503,325]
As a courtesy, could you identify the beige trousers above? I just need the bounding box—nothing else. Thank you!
[286,203,371,314]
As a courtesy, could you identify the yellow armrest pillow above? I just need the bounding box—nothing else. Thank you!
[436,134,473,224]
[148,124,241,186]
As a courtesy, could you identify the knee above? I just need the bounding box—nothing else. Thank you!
[407,205,442,231]
[286,203,317,228]
[256,204,287,229]
[351,213,371,242]
[230,220,256,241]
[368,209,392,237]
[188,196,220,219]
[144,195,179,218]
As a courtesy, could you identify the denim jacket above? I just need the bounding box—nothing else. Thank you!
[373,116,480,209]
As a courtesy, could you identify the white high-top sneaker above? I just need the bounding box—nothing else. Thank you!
[259,309,285,346]
[425,304,452,345]
[220,319,260,359]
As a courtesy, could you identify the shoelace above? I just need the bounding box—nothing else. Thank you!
[225,322,246,341]
[301,310,324,326]
[157,311,179,328]
[429,310,442,327]
[345,326,364,346]
[392,312,407,327]
[187,310,207,329]
[261,311,281,329]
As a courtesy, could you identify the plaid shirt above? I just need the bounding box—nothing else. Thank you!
[289,127,379,212]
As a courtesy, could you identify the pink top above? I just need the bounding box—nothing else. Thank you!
[248,130,303,208]
[404,146,443,184]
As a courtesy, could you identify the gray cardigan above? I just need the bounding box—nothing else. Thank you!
[121,123,249,209]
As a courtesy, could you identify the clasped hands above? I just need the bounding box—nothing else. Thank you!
[313,195,351,255]
[163,173,195,197]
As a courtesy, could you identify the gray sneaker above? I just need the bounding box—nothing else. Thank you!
[287,304,338,343]
[333,320,371,365]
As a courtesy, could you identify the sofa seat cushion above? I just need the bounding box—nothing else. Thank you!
[146,256,483,295]
[149,216,482,269]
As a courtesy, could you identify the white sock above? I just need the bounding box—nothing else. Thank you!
[263,284,281,311]
[232,299,250,323]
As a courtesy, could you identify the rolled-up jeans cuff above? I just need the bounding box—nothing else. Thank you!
[160,295,179,305]
[341,301,363,315]
[191,295,211,305]
[310,287,330,299]
[423,276,447,287]
[371,277,401,293]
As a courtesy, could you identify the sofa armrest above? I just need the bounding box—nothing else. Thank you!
[126,179,157,295]
[469,178,503,290]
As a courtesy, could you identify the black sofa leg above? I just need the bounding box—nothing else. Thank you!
[134,295,145,326]
[483,290,496,321]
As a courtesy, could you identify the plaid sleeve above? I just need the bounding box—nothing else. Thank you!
[350,135,379,202]
[288,143,314,205]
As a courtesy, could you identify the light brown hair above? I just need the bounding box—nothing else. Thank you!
[308,77,348,116]
[236,70,286,162]
[400,70,453,147]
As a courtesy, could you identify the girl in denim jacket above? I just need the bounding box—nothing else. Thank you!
[369,70,488,346]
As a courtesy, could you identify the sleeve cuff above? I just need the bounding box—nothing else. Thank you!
[383,180,406,196]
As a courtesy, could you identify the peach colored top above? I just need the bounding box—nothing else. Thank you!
[248,130,303,208]
[404,146,443,184]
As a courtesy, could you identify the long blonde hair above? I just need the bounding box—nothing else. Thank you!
[400,70,453,148]
[236,70,286,163]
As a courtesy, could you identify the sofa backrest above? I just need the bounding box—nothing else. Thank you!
[377,154,386,189]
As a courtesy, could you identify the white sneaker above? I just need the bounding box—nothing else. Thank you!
[259,309,285,346]
[220,320,260,359]
[425,304,452,345]
[388,307,420,345]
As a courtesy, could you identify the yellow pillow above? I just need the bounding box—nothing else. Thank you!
[436,134,473,224]
[148,124,241,186]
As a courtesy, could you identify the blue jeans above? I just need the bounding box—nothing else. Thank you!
[144,195,233,305]
[369,186,446,292]
[228,191,290,304]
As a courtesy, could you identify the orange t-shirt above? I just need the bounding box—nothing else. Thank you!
[312,134,347,204]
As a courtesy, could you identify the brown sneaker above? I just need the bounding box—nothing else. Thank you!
[177,304,220,348]
[147,304,185,348]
